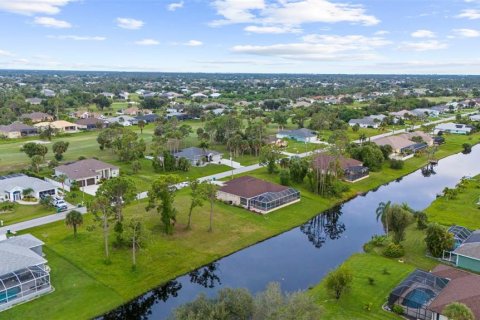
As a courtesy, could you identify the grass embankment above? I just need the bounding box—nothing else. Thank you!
[3,133,480,319]
[0,205,54,225]
[425,175,480,230]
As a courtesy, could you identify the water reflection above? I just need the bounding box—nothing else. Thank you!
[300,205,346,248]
[421,163,437,177]
[188,263,221,289]
[102,281,182,320]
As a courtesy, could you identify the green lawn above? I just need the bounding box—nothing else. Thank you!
[283,139,326,154]
[3,131,480,319]
[425,175,480,230]
[0,204,55,225]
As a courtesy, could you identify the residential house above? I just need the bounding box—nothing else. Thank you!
[434,122,472,135]
[431,105,450,114]
[106,116,138,126]
[136,114,159,123]
[372,135,425,157]
[171,147,222,166]
[312,154,369,182]
[20,112,53,123]
[217,176,300,214]
[101,92,115,99]
[0,234,52,311]
[40,89,55,97]
[389,110,413,119]
[34,120,83,133]
[469,114,480,122]
[191,92,208,99]
[210,93,221,98]
[399,131,434,146]
[75,117,108,130]
[55,158,119,187]
[443,226,480,273]
[0,173,57,202]
[368,114,387,122]
[118,91,129,100]
[24,98,43,105]
[348,117,379,129]
[276,128,318,143]
[411,108,440,118]
[0,123,37,138]
[71,110,101,119]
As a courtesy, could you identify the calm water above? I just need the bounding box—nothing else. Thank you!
[102,146,480,320]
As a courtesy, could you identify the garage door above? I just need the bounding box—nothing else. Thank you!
[86,178,96,186]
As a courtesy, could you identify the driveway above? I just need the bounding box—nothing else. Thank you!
[81,184,100,196]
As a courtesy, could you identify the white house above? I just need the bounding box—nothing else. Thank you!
[348,117,379,129]
[276,128,318,143]
[434,122,472,135]
[0,174,57,202]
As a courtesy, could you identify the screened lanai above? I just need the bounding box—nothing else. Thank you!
[249,188,300,213]
[387,269,449,320]
[0,266,51,310]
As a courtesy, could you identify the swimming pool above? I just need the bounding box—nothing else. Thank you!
[402,288,436,309]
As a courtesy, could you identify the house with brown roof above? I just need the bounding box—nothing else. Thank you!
[372,132,431,159]
[121,106,152,116]
[20,112,53,123]
[312,154,369,182]
[388,265,480,320]
[54,159,119,187]
[217,176,300,214]
[0,123,38,138]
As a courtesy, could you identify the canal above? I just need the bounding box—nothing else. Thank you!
[102,146,480,319]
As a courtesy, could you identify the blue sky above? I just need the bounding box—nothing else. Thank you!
[0,0,480,74]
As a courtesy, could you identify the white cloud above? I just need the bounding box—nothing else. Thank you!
[398,40,447,51]
[184,40,203,46]
[456,9,480,19]
[135,39,159,46]
[0,0,73,15]
[211,0,379,29]
[48,35,107,41]
[452,28,480,38]
[244,25,302,34]
[33,16,71,28]
[411,29,436,38]
[232,34,390,61]
[374,30,390,36]
[167,1,184,11]
[116,17,144,30]
[0,49,14,57]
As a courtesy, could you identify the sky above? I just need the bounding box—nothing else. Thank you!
[0,0,480,74]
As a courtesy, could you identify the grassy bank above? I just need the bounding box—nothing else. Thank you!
[3,132,480,319]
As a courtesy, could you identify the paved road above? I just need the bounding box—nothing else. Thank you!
[2,112,475,234]
[0,206,87,234]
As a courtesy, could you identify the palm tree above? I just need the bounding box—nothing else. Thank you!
[66,210,83,238]
[58,174,68,192]
[376,201,391,235]
[203,183,218,233]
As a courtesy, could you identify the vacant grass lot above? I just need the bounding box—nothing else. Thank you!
[0,204,54,225]
[3,132,480,319]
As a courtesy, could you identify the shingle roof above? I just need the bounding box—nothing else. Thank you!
[0,123,37,133]
[0,235,46,275]
[312,154,363,171]
[0,174,56,193]
[173,147,221,161]
[372,135,415,150]
[428,265,480,319]
[278,128,316,138]
[55,159,118,180]
[20,112,51,121]
[219,176,288,199]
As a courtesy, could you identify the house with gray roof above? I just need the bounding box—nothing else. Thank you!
[0,173,57,202]
[0,123,37,139]
[434,122,472,135]
[276,128,318,143]
[443,226,480,273]
[55,159,119,187]
[171,147,222,167]
[0,234,52,311]
[25,98,43,105]
[348,117,379,129]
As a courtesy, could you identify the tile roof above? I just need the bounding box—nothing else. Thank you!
[219,176,288,199]
[0,235,46,275]
[312,154,363,171]
[0,123,37,133]
[0,174,56,193]
[372,135,415,150]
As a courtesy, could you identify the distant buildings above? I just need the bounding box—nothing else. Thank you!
[171,147,222,167]
[54,159,119,187]
[348,117,379,129]
[0,123,37,139]
[20,112,53,123]
[217,176,300,214]
[34,120,83,133]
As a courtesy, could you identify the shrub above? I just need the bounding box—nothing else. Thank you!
[392,304,404,315]
[390,159,404,170]
[367,277,375,286]
[383,243,405,258]
[279,169,290,186]
[416,211,429,230]
[382,267,390,275]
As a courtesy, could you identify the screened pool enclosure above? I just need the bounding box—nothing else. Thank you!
[0,265,51,311]
[387,270,449,320]
[249,188,300,212]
